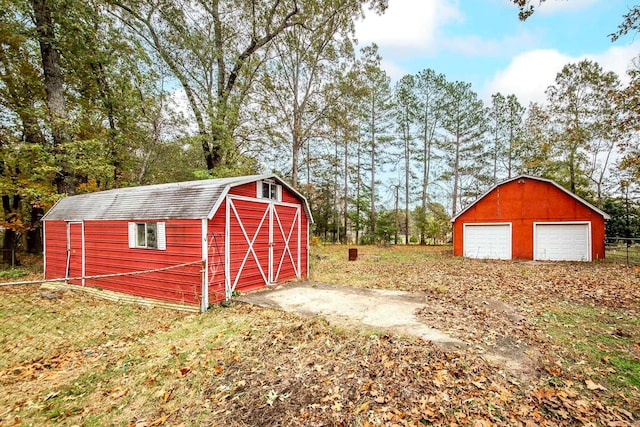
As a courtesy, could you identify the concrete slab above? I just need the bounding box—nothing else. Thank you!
[237,282,464,350]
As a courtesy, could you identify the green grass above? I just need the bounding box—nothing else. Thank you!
[2,248,639,425]
[0,268,28,279]
[541,304,640,391]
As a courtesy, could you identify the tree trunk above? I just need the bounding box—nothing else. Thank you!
[32,0,72,194]
[292,138,300,188]
[394,185,399,245]
[370,95,376,236]
[404,130,410,245]
[420,104,431,245]
[452,132,461,216]
[355,139,361,245]
[569,149,576,193]
[508,125,513,179]
[26,207,44,254]
[2,195,20,265]
[343,135,349,244]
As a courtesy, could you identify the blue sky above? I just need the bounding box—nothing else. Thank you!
[355,0,640,105]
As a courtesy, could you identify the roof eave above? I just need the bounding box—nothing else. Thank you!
[451,175,611,222]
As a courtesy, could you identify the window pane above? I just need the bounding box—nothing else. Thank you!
[136,224,146,247]
[271,184,277,200]
[147,223,157,248]
[262,182,270,198]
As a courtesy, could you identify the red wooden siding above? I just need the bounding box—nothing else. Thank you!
[68,222,83,284]
[44,221,68,280]
[207,200,227,304]
[228,181,310,281]
[272,203,300,282]
[230,182,259,198]
[227,197,271,294]
[453,178,606,260]
[44,177,311,308]
[45,219,203,304]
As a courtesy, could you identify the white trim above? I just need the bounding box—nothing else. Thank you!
[65,222,71,279]
[201,218,208,312]
[269,201,274,283]
[65,221,84,281]
[227,193,300,209]
[128,222,136,248]
[207,184,233,220]
[42,221,47,276]
[228,198,270,291]
[297,204,301,278]
[205,175,314,223]
[272,205,300,282]
[157,222,166,250]
[533,221,592,261]
[81,221,85,286]
[463,222,512,260]
[224,196,231,300]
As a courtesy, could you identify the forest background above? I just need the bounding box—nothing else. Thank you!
[2,0,640,265]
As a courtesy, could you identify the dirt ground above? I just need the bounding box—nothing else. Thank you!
[238,281,537,378]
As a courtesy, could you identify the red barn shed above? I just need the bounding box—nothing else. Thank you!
[452,175,609,261]
[42,175,313,311]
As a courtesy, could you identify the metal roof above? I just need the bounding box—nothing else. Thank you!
[451,175,610,222]
[42,175,314,222]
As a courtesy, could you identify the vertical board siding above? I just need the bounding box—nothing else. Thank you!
[228,183,311,289]
[227,198,271,294]
[44,221,68,280]
[207,199,227,303]
[230,182,259,198]
[272,204,300,282]
[44,178,311,308]
[300,215,309,277]
[68,223,83,284]
[453,178,607,260]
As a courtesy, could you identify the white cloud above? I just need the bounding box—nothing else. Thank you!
[381,59,410,81]
[444,30,538,57]
[484,42,640,105]
[484,49,570,105]
[355,0,461,51]
[586,44,639,81]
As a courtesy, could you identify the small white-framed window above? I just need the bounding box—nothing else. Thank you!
[257,180,282,201]
[128,222,166,250]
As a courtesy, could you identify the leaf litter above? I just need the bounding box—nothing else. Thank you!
[0,246,638,425]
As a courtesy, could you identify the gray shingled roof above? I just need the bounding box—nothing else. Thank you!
[42,175,313,222]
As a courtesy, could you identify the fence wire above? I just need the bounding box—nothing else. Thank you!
[0,260,205,381]
[605,237,640,267]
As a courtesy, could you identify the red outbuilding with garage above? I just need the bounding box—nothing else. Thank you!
[452,175,609,261]
[42,175,312,311]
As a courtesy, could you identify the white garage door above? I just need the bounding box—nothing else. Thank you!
[463,224,511,260]
[534,223,590,261]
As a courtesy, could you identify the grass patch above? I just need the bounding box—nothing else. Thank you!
[0,268,28,279]
[541,304,640,392]
[1,249,639,425]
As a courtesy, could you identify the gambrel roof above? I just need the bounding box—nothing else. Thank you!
[42,175,313,222]
[451,175,610,222]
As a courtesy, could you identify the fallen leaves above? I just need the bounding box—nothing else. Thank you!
[585,379,607,391]
[1,246,639,426]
